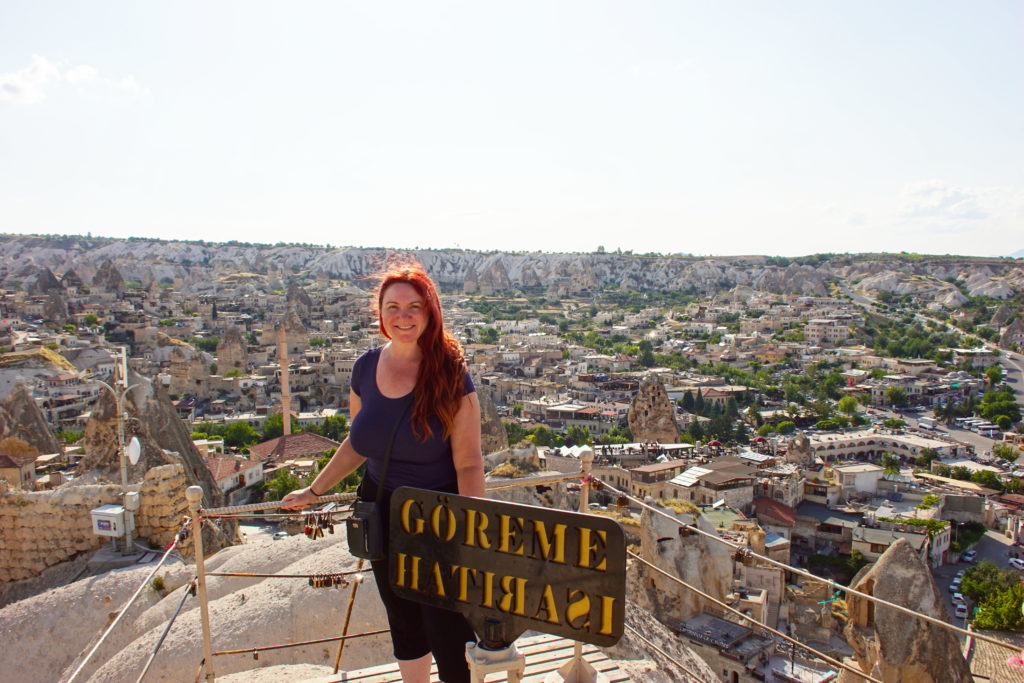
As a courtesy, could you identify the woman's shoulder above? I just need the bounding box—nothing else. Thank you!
[351,346,384,393]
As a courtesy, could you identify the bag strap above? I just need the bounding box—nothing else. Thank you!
[374,395,413,508]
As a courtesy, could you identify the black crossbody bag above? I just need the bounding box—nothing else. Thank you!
[346,397,412,561]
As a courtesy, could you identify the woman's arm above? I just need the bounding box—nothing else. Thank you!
[450,391,485,497]
[281,391,364,509]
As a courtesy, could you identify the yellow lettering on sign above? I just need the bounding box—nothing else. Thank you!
[481,571,496,608]
[399,499,425,535]
[498,575,527,616]
[530,520,567,564]
[394,553,421,591]
[497,514,525,555]
[430,503,456,542]
[577,528,607,571]
[598,595,615,636]
[462,508,491,549]
[532,584,560,625]
[565,589,590,630]
[431,561,447,598]
[451,565,477,603]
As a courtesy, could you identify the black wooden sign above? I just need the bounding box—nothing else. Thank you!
[388,487,626,646]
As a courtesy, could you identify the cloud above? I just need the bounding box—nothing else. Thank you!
[0,55,61,104]
[0,55,146,104]
[898,180,989,220]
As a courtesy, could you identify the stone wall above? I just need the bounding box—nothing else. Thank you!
[0,464,191,582]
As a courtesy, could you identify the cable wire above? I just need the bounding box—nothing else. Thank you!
[597,477,1018,655]
[64,522,191,683]
[623,623,710,682]
[628,550,878,683]
[136,578,196,683]
[211,629,390,656]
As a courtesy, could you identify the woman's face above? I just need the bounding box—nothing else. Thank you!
[380,281,429,344]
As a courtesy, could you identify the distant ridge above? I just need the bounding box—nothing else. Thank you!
[1011,248,1024,258]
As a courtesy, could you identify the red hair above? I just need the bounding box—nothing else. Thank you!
[374,262,466,441]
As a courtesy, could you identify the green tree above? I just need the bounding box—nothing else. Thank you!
[950,465,973,480]
[263,412,300,440]
[223,421,260,449]
[262,470,303,501]
[933,463,952,477]
[307,414,349,442]
[694,389,705,415]
[529,425,562,447]
[504,421,528,444]
[971,470,1004,491]
[974,583,1024,630]
[83,313,99,326]
[916,448,939,468]
[884,386,907,407]
[879,452,901,474]
[993,442,1020,463]
[837,396,860,415]
[565,425,592,447]
[776,421,796,435]
[984,365,1003,388]
[681,391,695,412]
[638,340,655,368]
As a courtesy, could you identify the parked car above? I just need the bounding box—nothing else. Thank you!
[273,531,289,540]
[962,549,978,563]
[1009,558,1024,571]
[955,569,966,579]
[953,592,966,604]
[949,579,961,592]
[955,603,969,619]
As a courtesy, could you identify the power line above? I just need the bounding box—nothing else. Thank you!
[623,622,712,682]
[596,478,1017,655]
[628,550,879,683]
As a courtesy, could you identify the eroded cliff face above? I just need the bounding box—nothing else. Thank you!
[0,383,61,455]
[632,502,734,622]
[1,235,1020,301]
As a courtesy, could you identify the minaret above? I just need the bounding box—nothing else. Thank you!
[277,323,292,437]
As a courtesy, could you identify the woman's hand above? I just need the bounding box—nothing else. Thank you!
[280,487,319,510]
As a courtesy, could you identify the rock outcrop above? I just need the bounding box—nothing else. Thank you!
[627,375,679,443]
[217,325,249,373]
[632,501,734,621]
[1,235,1023,303]
[79,373,222,494]
[477,387,508,456]
[0,383,61,455]
[91,258,125,294]
[842,538,972,682]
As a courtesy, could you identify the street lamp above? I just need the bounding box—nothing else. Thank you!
[88,346,142,554]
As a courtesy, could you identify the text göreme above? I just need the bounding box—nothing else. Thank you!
[392,497,617,637]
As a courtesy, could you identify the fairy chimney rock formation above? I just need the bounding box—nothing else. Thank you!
[216,326,249,373]
[842,538,973,683]
[785,431,813,466]
[477,388,508,456]
[91,259,125,295]
[627,375,679,444]
[0,383,61,455]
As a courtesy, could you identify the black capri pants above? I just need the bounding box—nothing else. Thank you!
[358,477,478,683]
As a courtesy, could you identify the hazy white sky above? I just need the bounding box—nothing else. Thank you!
[1,1,1021,257]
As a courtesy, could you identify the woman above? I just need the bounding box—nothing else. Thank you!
[282,263,484,683]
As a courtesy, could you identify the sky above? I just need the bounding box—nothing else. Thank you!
[1,1,1022,258]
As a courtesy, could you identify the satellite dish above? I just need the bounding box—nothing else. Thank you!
[126,437,141,465]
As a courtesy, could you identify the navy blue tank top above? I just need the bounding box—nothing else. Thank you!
[349,346,475,491]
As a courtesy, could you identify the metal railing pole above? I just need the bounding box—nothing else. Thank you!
[332,559,365,674]
[186,486,216,682]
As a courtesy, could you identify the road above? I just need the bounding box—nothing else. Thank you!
[931,530,1015,630]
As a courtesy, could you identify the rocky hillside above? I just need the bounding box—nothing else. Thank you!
[1,234,1022,302]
